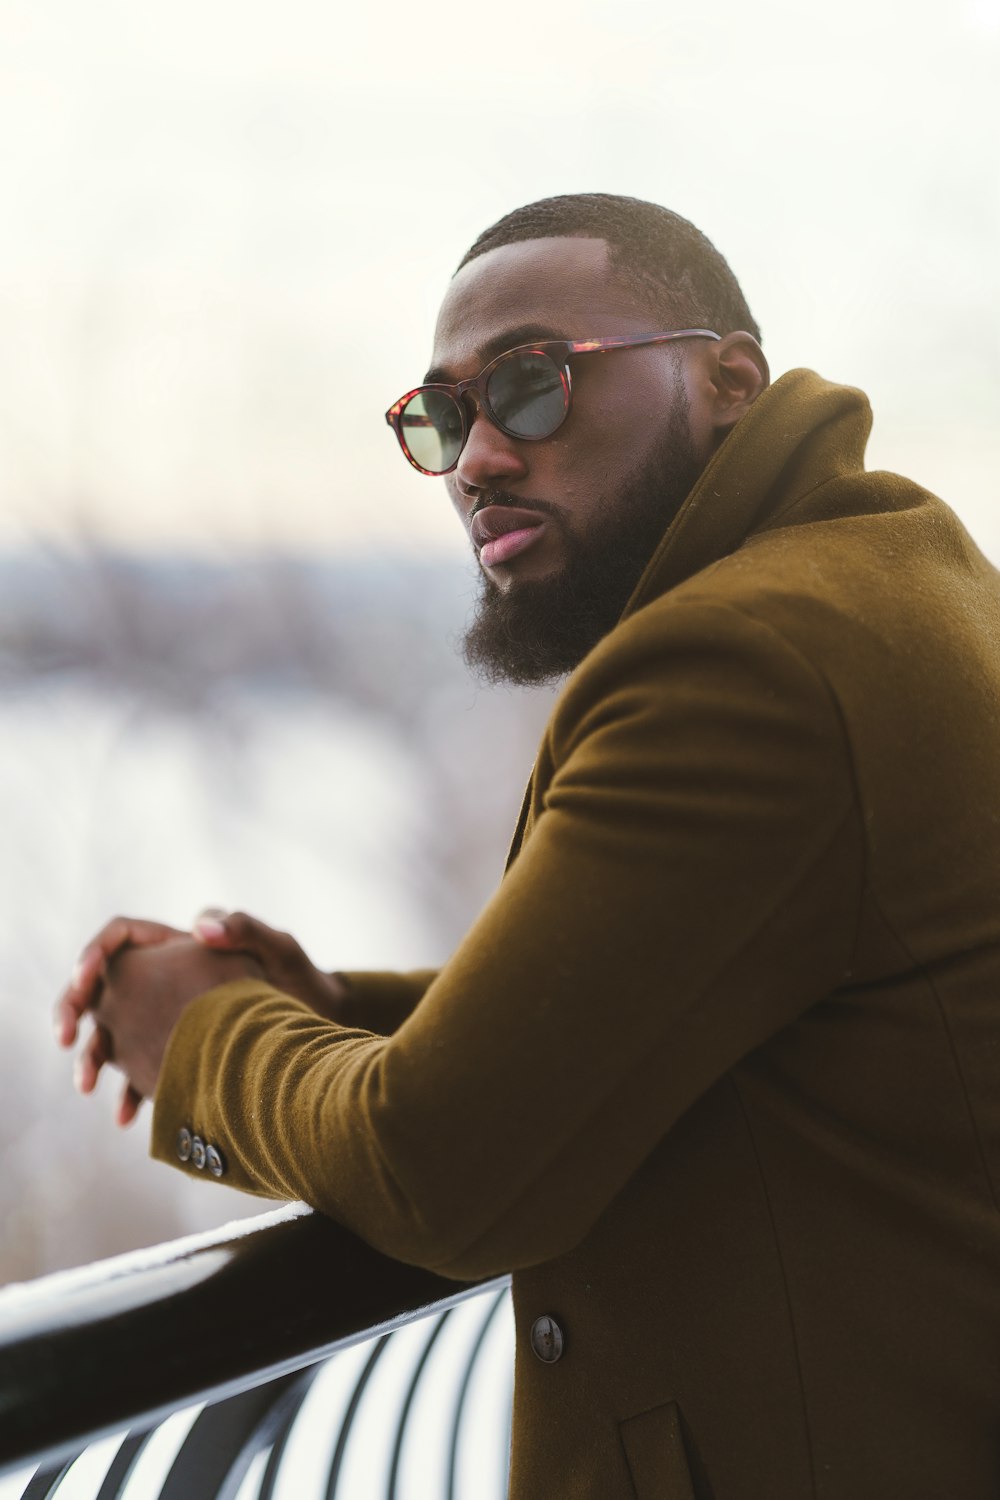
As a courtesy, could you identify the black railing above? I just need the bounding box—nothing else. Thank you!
[0,1205,513,1500]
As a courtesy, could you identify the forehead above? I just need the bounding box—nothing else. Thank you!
[431,236,651,374]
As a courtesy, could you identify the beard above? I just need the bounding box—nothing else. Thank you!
[462,396,702,687]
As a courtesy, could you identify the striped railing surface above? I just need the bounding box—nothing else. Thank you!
[0,1205,514,1500]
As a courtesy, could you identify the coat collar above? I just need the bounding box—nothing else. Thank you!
[503,369,874,874]
[621,367,873,619]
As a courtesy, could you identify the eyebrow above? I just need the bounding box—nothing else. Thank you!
[422,323,566,385]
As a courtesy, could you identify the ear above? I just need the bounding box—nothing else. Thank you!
[708,332,770,443]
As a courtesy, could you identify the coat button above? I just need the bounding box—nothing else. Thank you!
[191,1135,207,1170]
[176,1128,193,1163]
[205,1144,226,1179]
[530,1315,564,1363]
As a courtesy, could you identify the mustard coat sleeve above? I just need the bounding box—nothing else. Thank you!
[334,969,439,1035]
[151,600,863,1279]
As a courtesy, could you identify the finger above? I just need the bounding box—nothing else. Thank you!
[193,909,298,958]
[116,1081,144,1128]
[55,970,104,1047]
[74,1024,112,1095]
[55,981,91,1048]
[60,916,185,1043]
[191,906,232,944]
[73,916,184,998]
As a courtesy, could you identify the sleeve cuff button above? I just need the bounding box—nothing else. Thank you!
[205,1145,226,1179]
[191,1135,207,1170]
[176,1127,193,1163]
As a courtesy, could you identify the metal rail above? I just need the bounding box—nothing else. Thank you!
[0,1205,512,1495]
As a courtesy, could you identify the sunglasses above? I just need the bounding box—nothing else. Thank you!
[385,329,721,476]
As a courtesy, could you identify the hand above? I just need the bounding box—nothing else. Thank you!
[57,910,350,1126]
[96,937,263,1103]
[56,916,191,1127]
[190,910,349,1023]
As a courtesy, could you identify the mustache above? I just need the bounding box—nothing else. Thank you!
[469,490,562,524]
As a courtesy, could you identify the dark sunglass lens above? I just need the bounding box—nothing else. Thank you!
[487,351,568,438]
[400,390,465,473]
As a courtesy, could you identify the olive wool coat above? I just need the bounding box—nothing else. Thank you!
[153,369,1000,1499]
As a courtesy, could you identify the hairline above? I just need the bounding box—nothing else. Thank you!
[456,230,703,334]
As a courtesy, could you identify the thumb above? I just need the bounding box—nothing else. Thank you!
[192,907,233,945]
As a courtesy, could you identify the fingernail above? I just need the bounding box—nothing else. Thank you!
[71,957,86,991]
[73,1057,86,1092]
[195,918,226,940]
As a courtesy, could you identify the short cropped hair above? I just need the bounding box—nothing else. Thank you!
[458,192,762,344]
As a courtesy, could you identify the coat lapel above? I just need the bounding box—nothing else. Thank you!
[504,767,535,872]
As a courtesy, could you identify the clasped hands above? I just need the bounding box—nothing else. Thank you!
[55,912,348,1126]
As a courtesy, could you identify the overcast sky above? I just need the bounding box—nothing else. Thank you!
[1,0,998,560]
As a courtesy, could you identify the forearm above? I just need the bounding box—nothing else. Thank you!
[149,603,863,1279]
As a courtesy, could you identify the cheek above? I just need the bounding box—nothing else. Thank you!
[563,368,655,469]
[553,398,638,488]
[535,438,601,522]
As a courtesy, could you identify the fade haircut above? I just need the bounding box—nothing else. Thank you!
[457,192,762,344]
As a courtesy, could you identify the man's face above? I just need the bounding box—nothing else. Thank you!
[428,236,715,684]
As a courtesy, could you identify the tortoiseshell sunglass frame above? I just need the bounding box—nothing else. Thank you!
[384,328,722,476]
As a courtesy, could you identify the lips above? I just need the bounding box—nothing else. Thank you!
[471,504,547,568]
[471,504,546,549]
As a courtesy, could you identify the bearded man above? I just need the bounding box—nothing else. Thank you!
[58,194,1000,1499]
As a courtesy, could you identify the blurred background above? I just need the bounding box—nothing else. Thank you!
[1,0,998,1283]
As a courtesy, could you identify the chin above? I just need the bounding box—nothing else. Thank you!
[484,558,564,593]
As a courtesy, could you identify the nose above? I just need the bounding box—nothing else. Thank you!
[453,400,529,505]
